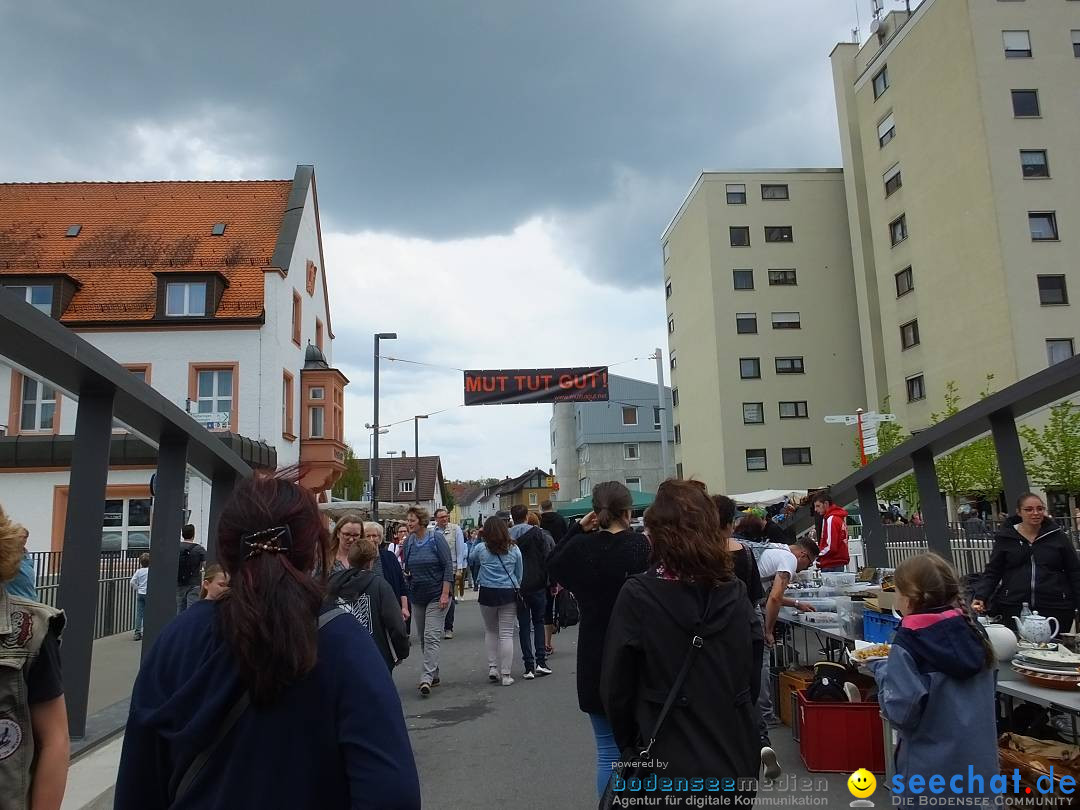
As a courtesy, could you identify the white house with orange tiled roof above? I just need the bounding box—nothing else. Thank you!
[0,165,348,553]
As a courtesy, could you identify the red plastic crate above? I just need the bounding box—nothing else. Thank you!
[797,690,886,773]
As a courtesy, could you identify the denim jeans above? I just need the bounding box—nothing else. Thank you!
[757,605,777,741]
[517,588,547,670]
[480,602,517,675]
[414,600,449,685]
[176,584,199,614]
[589,713,621,797]
[444,595,456,631]
[134,593,147,636]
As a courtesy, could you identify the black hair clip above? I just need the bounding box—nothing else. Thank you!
[241,525,293,559]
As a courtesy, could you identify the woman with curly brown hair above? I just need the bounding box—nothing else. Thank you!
[601,479,758,806]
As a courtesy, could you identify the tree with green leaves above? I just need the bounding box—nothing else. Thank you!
[331,443,365,501]
[1020,402,1080,513]
[966,376,1003,501]
[930,381,974,504]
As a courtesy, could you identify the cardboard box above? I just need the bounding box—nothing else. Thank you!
[778,669,814,727]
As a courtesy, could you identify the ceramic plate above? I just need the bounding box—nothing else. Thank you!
[1012,661,1080,676]
[1018,648,1080,665]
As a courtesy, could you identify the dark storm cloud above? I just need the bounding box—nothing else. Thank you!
[0,1,861,286]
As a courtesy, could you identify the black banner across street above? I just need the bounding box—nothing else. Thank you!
[463,367,609,406]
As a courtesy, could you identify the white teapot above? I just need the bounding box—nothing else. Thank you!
[977,617,1019,662]
[1013,611,1060,644]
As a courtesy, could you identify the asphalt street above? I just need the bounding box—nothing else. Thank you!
[391,595,860,809]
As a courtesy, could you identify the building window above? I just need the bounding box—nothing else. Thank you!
[625,477,641,491]
[1038,275,1069,305]
[771,311,801,329]
[292,291,302,346]
[740,357,761,379]
[900,319,921,349]
[101,497,153,553]
[730,226,751,247]
[165,282,207,317]
[764,226,793,243]
[528,492,538,506]
[745,449,767,472]
[1029,212,1059,241]
[579,477,590,498]
[1003,30,1032,58]
[1073,30,1080,58]
[653,406,662,429]
[674,424,681,444]
[775,356,805,374]
[895,266,914,297]
[670,353,677,371]
[19,376,57,432]
[310,406,325,438]
[667,315,675,334]
[551,431,556,448]
[736,313,758,334]
[733,269,754,290]
[675,462,683,480]
[665,278,672,298]
[872,65,889,98]
[663,242,671,263]
[622,406,638,426]
[877,112,896,147]
[1047,339,1075,365]
[743,402,765,424]
[282,371,295,439]
[889,214,908,246]
[4,284,53,316]
[194,367,234,429]
[671,388,679,408]
[782,447,813,466]
[726,184,747,204]
[399,479,414,494]
[1020,150,1050,178]
[761,184,789,200]
[315,319,324,351]
[906,374,926,402]
[624,443,640,460]
[768,269,797,286]
[884,163,902,196]
[1012,89,1040,117]
[779,401,809,419]
[309,386,325,401]
[578,446,590,464]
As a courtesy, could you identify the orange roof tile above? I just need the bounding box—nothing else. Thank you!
[0,180,292,322]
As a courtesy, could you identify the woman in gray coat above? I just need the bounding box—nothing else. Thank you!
[870,553,998,808]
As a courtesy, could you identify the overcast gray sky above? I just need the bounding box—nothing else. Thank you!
[0,0,888,480]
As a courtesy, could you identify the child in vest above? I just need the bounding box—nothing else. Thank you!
[870,553,998,808]
[129,553,149,640]
[0,505,68,810]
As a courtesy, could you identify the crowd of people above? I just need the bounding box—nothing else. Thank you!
[5,476,1080,807]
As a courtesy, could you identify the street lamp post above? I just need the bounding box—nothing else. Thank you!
[414,414,428,467]
[364,422,389,501]
[372,332,397,521]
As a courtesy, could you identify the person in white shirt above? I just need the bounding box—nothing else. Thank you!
[129,553,150,641]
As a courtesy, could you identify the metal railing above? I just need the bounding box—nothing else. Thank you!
[883,521,1080,578]
[29,551,142,639]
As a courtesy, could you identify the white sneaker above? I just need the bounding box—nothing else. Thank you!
[523,670,535,680]
[535,665,552,676]
[760,746,782,780]
[443,630,454,639]
[488,667,498,683]
[501,675,515,686]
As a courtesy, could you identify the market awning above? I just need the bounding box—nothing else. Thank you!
[318,501,412,521]
[555,489,655,519]
[729,489,807,508]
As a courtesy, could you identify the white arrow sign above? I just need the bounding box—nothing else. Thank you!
[824,415,860,425]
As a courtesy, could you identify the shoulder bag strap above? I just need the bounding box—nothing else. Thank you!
[637,587,715,759]
[494,549,521,591]
[172,608,349,806]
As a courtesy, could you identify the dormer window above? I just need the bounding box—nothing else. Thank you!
[4,284,54,316]
[211,223,227,236]
[66,225,82,237]
[166,281,207,317]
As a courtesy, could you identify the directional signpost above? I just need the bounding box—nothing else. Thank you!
[824,408,897,466]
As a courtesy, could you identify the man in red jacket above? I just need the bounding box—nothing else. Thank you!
[813,493,850,572]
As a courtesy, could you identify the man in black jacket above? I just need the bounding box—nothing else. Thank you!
[538,500,568,544]
[510,504,554,678]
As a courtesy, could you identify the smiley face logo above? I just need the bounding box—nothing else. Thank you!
[848,768,877,799]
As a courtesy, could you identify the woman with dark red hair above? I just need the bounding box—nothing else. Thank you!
[115,474,420,810]
[601,479,758,806]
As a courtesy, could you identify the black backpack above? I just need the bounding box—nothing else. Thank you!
[553,588,580,630]
[177,545,202,585]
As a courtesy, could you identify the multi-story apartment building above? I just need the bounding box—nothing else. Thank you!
[832,0,1080,426]
[0,165,348,552]
[551,374,676,498]
[664,0,1080,494]
[661,172,866,494]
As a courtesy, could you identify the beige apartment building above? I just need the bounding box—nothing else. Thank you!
[832,0,1080,429]
[661,171,866,494]
[665,0,1080,494]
